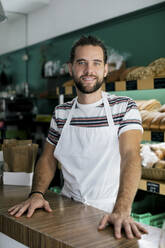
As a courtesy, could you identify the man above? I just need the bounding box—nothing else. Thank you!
[8,35,148,239]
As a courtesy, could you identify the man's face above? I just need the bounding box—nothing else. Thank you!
[68,45,108,94]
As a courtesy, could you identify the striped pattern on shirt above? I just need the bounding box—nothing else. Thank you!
[47,93,142,146]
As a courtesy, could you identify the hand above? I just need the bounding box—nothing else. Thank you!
[98,213,148,239]
[8,194,52,218]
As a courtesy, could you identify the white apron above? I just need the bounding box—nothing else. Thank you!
[54,92,121,213]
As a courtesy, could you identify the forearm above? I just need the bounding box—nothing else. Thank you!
[113,152,141,215]
[31,144,57,194]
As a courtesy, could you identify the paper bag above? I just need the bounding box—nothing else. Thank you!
[2,139,38,173]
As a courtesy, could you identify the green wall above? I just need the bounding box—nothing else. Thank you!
[0,3,165,114]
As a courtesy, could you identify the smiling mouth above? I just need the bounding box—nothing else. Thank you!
[81,76,97,81]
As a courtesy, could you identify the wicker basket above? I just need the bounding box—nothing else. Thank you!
[142,167,165,181]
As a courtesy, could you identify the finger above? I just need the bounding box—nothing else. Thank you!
[26,205,36,218]
[8,206,21,216]
[114,220,122,239]
[43,201,53,212]
[98,215,109,230]
[15,204,30,218]
[135,222,148,234]
[123,221,134,239]
[131,223,142,239]
[8,205,18,212]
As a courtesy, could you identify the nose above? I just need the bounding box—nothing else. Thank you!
[84,62,94,75]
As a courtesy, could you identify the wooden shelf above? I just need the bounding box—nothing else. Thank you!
[54,77,165,96]
[105,77,165,91]
[139,178,165,195]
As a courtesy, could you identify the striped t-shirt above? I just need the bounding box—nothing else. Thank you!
[47,92,143,146]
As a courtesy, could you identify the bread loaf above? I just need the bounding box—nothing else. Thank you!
[142,111,159,129]
[150,113,165,130]
[142,99,161,111]
[151,143,165,159]
[119,67,138,81]
[126,66,155,81]
[159,104,165,113]
[154,149,164,160]
[154,160,165,169]
[159,117,165,130]
[140,110,149,117]
[148,58,165,76]
[136,99,161,111]
[135,100,146,110]
[140,144,159,168]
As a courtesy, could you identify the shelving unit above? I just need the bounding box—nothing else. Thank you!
[105,76,165,91]
[55,76,165,96]
[45,76,165,98]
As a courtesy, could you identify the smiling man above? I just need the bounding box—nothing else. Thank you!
[70,45,107,95]
[8,35,148,240]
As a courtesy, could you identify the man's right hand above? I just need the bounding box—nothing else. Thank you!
[8,194,53,218]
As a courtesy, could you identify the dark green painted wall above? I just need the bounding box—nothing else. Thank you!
[0,3,165,114]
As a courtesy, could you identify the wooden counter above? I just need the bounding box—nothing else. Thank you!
[0,185,164,248]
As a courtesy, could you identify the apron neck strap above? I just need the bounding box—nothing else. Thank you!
[102,92,114,126]
[65,97,77,126]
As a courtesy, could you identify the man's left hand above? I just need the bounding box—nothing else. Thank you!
[98,213,148,239]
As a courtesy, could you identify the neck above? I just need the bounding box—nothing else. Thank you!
[76,89,102,104]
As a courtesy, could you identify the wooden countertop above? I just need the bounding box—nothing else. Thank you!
[0,185,164,248]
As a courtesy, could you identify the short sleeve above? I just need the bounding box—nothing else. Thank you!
[46,110,61,146]
[118,98,143,136]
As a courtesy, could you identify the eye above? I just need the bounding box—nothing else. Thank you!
[94,61,101,66]
[78,61,86,65]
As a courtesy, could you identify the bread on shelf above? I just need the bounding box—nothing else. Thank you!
[150,113,165,129]
[148,57,165,76]
[126,66,155,81]
[141,111,159,129]
[159,104,165,113]
[119,66,138,81]
[154,160,165,169]
[141,143,165,168]
[159,117,165,130]
[135,99,165,131]
[135,99,161,111]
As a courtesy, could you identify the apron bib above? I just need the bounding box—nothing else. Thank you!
[54,92,120,213]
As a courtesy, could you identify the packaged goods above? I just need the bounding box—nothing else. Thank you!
[2,139,38,173]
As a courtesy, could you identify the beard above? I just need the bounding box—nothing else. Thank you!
[72,73,105,94]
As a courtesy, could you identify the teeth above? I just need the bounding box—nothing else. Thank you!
[82,77,95,81]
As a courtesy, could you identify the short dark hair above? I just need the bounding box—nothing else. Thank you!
[69,35,108,64]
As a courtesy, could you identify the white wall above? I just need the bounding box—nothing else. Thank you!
[0,14,26,54]
[0,0,164,55]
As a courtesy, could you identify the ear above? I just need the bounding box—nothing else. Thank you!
[68,63,73,77]
[104,63,108,77]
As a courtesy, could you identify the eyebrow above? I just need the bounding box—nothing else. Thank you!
[76,58,103,63]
